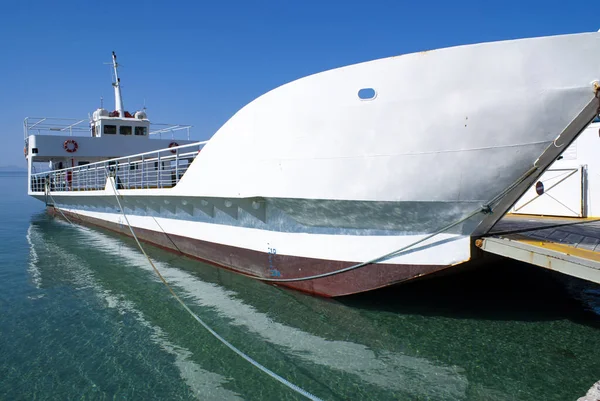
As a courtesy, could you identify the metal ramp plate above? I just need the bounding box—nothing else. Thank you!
[477,234,600,284]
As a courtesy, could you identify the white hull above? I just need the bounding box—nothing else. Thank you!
[54,207,471,266]
[27,32,600,296]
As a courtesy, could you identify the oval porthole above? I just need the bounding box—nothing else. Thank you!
[358,88,376,100]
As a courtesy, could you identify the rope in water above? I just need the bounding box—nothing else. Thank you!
[44,162,539,400]
[46,177,324,400]
[102,174,325,401]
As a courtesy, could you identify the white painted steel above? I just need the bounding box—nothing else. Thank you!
[512,166,584,217]
[179,33,600,205]
[57,207,471,266]
[111,52,124,116]
[513,122,600,217]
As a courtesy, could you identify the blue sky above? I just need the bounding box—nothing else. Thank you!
[0,0,598,167]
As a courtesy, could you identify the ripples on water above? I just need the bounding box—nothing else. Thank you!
[1,173,599,400]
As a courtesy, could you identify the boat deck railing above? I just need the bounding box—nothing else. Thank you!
[148,124,193,140]
[30,142,206,193]
[24,117,91,139]
[24,117,193,140]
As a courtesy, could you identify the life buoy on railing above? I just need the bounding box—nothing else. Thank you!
[168,142,179,154]
[64,139,79,153]
[23,146,27,157]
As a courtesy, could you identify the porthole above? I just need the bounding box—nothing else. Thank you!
[358,88,376,100]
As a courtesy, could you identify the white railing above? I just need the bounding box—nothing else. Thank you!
[24,117,194,140]
[30,142,206,193]
[24,117,90,139]
[149,124,193,140]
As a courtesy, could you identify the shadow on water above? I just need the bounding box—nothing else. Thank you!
[340,257,600,327]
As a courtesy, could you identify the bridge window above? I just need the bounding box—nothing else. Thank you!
[104,125,117,135]
[594,115,600,123]
[120,126,132,135]
[135,126,147,136]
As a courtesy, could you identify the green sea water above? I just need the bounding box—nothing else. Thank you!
[1,172,599,400]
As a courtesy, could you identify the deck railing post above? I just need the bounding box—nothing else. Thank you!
[175,148,179,186]
[141,155,146,189]
[157,151,161,188]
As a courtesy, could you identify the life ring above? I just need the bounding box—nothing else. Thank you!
[64,139,79,153]
[168,142,179,154]
[23,146,27,157]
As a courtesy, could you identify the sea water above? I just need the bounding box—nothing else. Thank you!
[1,172,599,400]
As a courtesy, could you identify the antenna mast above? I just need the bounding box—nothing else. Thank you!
[111,51,124,116]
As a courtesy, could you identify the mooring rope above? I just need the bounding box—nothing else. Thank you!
[48,162,537,285]
[44,159,540,399]
[252,165,540,283]
[258,206,486,283]
[47,192,73,225]
[102,175,324,401]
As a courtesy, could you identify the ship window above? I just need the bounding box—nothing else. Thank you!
[594,115,600,123]
[104,125,117,135]
[120,126,132,135]
[135,126,147,136]
[358,88,376,100]
[78,161,90,166]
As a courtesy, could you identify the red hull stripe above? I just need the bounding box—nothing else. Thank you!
[48,207,452,297]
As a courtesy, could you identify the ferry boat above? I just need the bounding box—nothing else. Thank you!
[25,33,600,297]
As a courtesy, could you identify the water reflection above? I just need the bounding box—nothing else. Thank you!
[24,213,600,401]
[26,221,244,401]
[28,216,471,400]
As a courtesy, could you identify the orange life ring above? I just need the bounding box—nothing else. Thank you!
[64,139,78,153]
[168,142,179,154]
[23,146,27,157]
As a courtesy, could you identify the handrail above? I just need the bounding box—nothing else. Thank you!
[149,124,193,140]
[31,141,207,176]
[24,117,195,140]
[24,117,91,140]
[29,141,206,192]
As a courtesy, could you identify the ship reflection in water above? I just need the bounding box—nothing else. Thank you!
[19,213,600,400]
